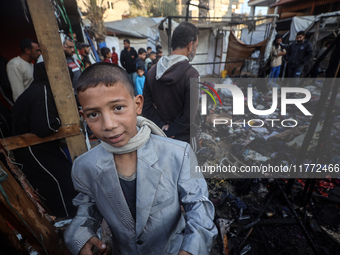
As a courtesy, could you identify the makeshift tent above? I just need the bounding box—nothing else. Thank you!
[305,11,340,41]
[205,29,230,77]
[103,16,164,65]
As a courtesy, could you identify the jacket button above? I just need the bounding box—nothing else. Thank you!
[136,240,143,245]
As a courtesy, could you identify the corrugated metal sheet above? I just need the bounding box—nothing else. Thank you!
[271,0,340,8]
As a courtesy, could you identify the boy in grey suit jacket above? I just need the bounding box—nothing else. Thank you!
[64,63,217,255]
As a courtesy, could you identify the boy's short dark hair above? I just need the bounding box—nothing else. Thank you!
[156,45,162,51]
[171,22,199,51]
[150,51,156,56]
[297,31,305,36]
[20,38,37,53]
[112,46,116,50]
[123,39,130,44]
[136,66,144,72]
[138,48,146,55]
[100,47,111,58]
[147,46,151,50]
[77,63,134,98]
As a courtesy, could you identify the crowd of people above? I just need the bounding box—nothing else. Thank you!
[1,20,334,255]
[98,39,162,97]
[269,30,331,82]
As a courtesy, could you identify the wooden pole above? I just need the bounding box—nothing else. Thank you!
[26,0,87,161]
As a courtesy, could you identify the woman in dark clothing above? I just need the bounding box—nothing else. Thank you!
[11,62,77,218]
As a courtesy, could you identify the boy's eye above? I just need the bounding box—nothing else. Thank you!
[87,112,99,119]
[115,106,124,111]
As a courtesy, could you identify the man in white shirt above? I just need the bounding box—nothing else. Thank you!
[6,38,41,101]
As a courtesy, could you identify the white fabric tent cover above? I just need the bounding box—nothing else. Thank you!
[289,12,340,41]
[289,16,315,41]
[241,23,273,45]
[240,23,275,62]
[105,16,164,51]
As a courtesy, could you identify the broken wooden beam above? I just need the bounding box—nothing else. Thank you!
[0,161,71,255]
[0,124,82,151]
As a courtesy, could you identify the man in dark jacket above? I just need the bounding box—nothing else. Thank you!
[120,39,138,84]
[286,31,313,78]
[142,22,199,147]
[11,62,78,218]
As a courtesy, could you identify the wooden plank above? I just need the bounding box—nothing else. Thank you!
[26,0,87,161]
[0,162,71,255]
[0,124,82,151]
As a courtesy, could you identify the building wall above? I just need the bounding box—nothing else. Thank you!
[77,0,130,22]
[180,0,245,19]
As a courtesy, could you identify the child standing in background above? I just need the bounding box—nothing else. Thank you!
[101,47,112,63]
[135,67,145,95]
[111,47,119,65]
[269,34,286,82]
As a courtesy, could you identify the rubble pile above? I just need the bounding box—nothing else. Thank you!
[196,79,340,254]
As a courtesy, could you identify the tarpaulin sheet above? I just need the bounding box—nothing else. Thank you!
[241,23,273,45]
[289,16,315,41]
[225,31,268,76]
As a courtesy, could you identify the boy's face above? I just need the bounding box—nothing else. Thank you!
[140,52,146,60]
[137,69,144,77]
[79,83,143,147]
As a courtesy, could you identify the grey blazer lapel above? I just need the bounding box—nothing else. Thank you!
[94,147,135,233]
[135,138,161,237]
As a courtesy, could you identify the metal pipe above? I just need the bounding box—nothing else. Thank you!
[169,14,279,20]
[168,16,172,55]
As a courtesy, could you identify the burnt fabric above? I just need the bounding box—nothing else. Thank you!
[225,31,268,76]
[11,63,77,218]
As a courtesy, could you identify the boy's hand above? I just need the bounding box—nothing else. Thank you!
[79,236,110,255]
[178,251,192,255]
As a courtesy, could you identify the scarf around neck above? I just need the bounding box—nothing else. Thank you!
[101,116,166,154]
